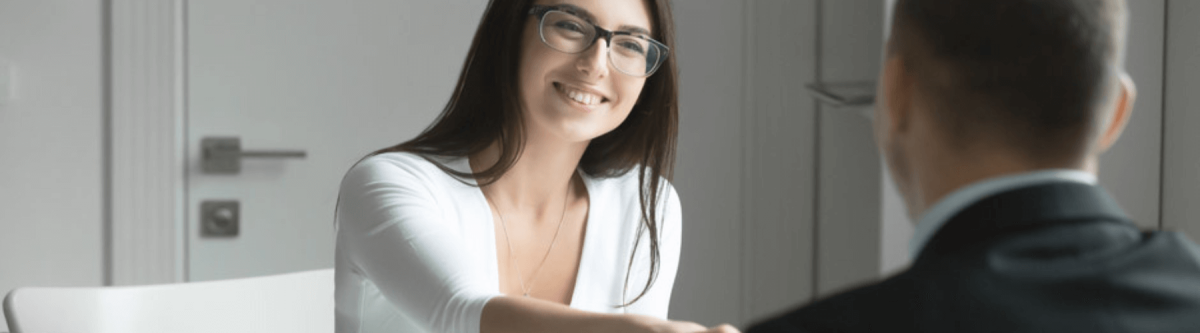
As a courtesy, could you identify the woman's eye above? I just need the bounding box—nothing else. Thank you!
[554,20,586,33]
[619,42,646,55]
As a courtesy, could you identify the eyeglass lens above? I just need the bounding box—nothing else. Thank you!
[539,10,664,77]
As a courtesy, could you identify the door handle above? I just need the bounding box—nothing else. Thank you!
[202,136,306,174]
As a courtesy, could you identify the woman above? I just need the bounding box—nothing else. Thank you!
[335,0,735,332]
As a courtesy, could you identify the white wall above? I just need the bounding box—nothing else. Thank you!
[0,0,106,329]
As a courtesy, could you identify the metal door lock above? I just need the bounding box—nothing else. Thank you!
[201,200,239,237]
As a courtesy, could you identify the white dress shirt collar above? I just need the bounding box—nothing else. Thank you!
[909,169,1098,260]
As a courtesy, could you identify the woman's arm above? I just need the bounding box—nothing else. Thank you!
[338,157,497,332]
[338,156,718,333]
[481,296,706,333]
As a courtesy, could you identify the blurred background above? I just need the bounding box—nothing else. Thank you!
[1,0,1197,330]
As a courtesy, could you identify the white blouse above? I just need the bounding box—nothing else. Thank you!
[334,152,682,333]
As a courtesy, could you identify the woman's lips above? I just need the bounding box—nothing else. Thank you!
[555,82,609,106]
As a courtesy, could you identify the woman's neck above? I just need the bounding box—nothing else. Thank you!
[471,133,588,218]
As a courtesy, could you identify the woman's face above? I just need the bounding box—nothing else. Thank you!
[517,0,654,144]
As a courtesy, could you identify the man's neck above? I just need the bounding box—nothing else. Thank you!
[910,151,1091,220]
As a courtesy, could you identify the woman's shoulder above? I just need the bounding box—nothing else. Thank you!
[355,151,456,169]
[589,166,676,190]
[342,151,468,190]
[587,167,680,215]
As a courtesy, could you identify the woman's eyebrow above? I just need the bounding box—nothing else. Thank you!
[556,4,596,21]
[558,4,652,36]
[618,25,651,36]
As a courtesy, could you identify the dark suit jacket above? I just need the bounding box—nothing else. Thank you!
[747,182,1200,333]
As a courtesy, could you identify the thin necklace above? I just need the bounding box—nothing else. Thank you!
[487,177,572,298]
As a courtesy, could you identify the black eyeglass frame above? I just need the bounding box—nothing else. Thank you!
[528,4,670,77]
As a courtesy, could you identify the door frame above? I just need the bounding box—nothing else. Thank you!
[108,0,187,285]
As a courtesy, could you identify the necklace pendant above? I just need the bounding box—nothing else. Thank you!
[523,292,530,297]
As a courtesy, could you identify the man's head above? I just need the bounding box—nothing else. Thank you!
[876,0,1137,218]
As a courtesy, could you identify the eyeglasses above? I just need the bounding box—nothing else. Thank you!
[528,5,669,78]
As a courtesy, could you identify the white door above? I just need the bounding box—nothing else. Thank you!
[186,0,487,281]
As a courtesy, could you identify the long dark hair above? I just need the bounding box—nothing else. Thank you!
[368,0,678,306]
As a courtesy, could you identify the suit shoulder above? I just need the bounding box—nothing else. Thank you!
[747,272,924,333]
[746,316,808,333]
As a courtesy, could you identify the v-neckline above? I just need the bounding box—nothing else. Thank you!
[462,157,593,308]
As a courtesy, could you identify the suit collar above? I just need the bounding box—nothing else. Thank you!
[915,182,1131,262]
[909,170,1097,260]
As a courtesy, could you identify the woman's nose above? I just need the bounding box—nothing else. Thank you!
[576,38,610,79]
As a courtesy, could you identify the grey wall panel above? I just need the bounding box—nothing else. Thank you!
[815,0,884,298]
[1099,0,1165,229]
[740,0,820,324]
[878,0,914,277]
[671,0,752,326]
[1162,0,1200,238]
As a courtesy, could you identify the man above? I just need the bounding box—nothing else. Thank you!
[749,0,1200,332]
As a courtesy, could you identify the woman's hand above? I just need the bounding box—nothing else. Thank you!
[623,314,704,332]
[482,296,741,333]
[700,324,741,333]
[623,314,740,333]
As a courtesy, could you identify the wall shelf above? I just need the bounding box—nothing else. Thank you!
[806,81,876,119]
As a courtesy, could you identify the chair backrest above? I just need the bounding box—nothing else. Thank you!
[3,269,333,333]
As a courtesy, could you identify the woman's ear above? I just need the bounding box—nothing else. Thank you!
[1096,72,1136,153]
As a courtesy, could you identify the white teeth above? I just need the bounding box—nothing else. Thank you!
[559,84,602,106]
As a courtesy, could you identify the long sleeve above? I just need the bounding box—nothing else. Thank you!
[336,156,498,333]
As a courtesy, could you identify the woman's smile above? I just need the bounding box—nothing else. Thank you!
[554,81,610,110]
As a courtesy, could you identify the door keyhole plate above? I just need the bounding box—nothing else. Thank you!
[201,200,239,237]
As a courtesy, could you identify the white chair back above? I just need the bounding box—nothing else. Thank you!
[3,269,333,333]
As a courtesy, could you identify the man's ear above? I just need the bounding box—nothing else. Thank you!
[1096,73,1136,153]
[880,55,913,135]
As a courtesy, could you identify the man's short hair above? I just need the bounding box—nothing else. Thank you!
[891,0,1127,159]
